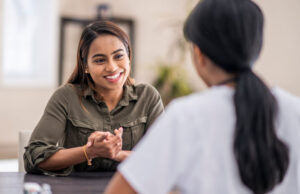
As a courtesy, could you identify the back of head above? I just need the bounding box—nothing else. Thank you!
[184,0,289,193]
[184,0,263,72]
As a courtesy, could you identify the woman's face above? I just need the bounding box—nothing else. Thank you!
[86,34,130,93]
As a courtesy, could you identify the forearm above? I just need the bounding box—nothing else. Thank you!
[38,146,87,171]
[105,172,137,194]
[115,150,132,162]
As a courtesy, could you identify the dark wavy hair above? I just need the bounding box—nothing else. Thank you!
[67,21,134,97]
[184,0,289,193]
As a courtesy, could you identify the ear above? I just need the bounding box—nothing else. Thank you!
[85,67,89,74]
[193,44,206,67]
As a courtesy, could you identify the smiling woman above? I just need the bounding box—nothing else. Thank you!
[23,21,164,176]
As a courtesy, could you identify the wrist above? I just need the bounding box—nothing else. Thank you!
[85,146,96,159]
[82,145,92,166]
[115,150,130,162]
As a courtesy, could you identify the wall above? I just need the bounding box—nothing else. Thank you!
[254,0,300,95]
[0,89,55,158]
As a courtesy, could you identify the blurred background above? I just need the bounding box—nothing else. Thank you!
[0,0,299,171]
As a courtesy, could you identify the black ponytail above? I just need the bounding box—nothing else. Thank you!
[234,71,289,194]
[184,0,290,193]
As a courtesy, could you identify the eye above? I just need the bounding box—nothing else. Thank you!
[94,58,105,63]
[114,54,124,60]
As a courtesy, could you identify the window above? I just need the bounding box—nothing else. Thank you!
[1,0,58,87]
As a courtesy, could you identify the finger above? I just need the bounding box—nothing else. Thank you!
[114,141,122,153]
[114,129,118,135]
[109,141,120,152]
[104,136,120,148]
[114,127,123,137]
[104,139,122,158]
[95,132,109,142]
[87,132,98,147]
[107,131,114,138]
[111,136,122,146]
[118,127,123,137]
[88,131,111,146]
[103,132,115,142]
[86,141,92,147]
[115,141,122,151]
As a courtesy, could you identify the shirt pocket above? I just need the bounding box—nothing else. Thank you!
[121,116,147,150]
[65,118,97,147]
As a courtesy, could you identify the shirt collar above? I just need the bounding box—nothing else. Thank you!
[83,87,94,98]
[83,85,138,106]
[119,85,138,106]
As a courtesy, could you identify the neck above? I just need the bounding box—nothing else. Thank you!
[206,68,236,88]
[95,87,123,111]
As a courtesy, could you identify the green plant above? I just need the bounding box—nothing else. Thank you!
[153,62,193,105]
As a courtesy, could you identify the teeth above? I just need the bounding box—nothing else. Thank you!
[106,72,121,79]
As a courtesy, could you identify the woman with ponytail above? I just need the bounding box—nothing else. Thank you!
[105,0,300,193]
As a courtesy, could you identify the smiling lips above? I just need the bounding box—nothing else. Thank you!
[104,70,124,83]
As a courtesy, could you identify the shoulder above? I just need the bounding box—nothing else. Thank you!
[272,87,300,105]
[134,83,160,96]
[54,83,78,95]
[167,86,234,116]
[272,88,300,158]
[50,83,79,102]
[272,87,300,113]
[133,83,161,101]
[272,87,300,115]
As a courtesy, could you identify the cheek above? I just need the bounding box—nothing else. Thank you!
[195,64,202,77]
[88,66,105,77]
[126,62,131,72]
[121,58,130,71]
[191,50,202,76]
[123,64,130,79]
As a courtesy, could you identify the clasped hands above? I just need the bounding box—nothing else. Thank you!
[84,128,126,162]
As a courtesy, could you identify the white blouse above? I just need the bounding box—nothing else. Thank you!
[119,86,300,194]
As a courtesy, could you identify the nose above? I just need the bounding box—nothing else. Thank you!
[105,60,118,72]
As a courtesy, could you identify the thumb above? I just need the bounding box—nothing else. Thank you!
[114,127,123,137]
[95,132,109,142]
[87,132,98,147]
[118,127,123,136]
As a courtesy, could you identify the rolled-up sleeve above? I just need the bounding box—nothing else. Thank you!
[23,86,73,176]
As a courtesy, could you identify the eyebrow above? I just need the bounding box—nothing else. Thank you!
[112,49,124,55]
[92,49,124,58]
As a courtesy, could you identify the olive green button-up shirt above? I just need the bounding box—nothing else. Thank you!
[24,83,164,176]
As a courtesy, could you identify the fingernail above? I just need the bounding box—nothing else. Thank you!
[87,141,92,147]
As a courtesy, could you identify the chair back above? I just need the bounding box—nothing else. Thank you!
[18,130,32,172]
